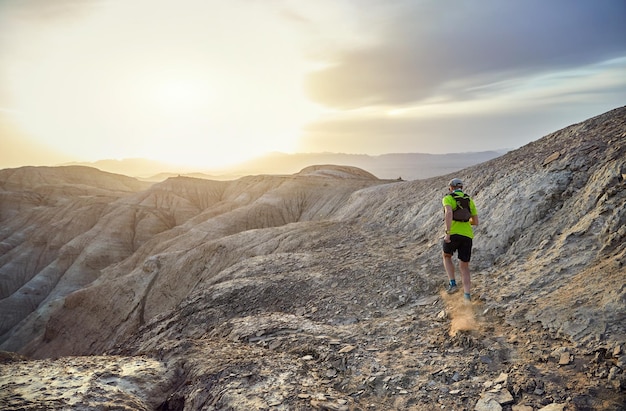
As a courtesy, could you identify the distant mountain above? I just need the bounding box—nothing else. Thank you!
[63,150,507,181]
[60,158,192,179]
[230,151,507,180]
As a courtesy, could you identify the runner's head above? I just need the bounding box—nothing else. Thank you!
[449,178,463,190]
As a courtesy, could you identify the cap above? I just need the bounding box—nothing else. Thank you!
[449,178,463,187]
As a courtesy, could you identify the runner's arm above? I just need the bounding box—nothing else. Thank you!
[444,205,453,233]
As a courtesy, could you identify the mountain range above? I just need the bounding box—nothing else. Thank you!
[63,150,507,181]
[0,106,625,410]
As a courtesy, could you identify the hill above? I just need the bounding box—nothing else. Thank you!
[0,108,625,410]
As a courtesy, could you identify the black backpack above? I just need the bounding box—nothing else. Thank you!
[448,192,472,222]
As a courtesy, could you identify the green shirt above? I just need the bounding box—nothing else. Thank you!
[442,189,477,239]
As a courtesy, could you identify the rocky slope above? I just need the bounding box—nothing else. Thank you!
[1,107,625,410]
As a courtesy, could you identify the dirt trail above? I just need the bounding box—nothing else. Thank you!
[292,229,625,410]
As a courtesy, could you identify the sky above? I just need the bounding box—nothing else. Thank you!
[1,0,625,170]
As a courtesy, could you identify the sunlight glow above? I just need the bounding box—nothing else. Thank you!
[152,80,212,113]
[4,0,327,168]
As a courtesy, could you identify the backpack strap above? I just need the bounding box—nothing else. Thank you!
[448,191,470,204]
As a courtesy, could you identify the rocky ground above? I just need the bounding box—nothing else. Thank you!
[0,107,625,410]
[2,224,624,410]
[110,225,623,411]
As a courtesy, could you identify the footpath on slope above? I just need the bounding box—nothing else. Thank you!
[298,230,625,411]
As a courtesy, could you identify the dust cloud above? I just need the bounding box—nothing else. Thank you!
[441,291,480,336]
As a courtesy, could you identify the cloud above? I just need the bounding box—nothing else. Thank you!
[300,56,626,154]
[298,104,586,155]
[303,0,626,109]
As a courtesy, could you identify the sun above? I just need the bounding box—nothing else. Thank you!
[150,78,213,115]
[133,74,276,168]
[127,65,319,169]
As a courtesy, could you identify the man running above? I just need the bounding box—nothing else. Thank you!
[442,178,479,301]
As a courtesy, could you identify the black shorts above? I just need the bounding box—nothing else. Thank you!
[442,234,473,262]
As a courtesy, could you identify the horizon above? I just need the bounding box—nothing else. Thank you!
[1,1,625,170]
[20,149,507,180]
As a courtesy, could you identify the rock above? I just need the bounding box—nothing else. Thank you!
[512,405,534,411]
[0,355,174,410]
[482,389,514,405]
[550,347,569,358]
[480,356,494,364]
[268,339,282,350]
[558,352,571,365]
[338,345,356,354]
[607,366,620,381]
[494,373,508,384]
[613,344,622,356]
[543,151,561,166]
[537,403,566,411]
[474,397,502,411]
[310,399,349,411]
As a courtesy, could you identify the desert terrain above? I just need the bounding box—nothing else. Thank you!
[0,107,625,410]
